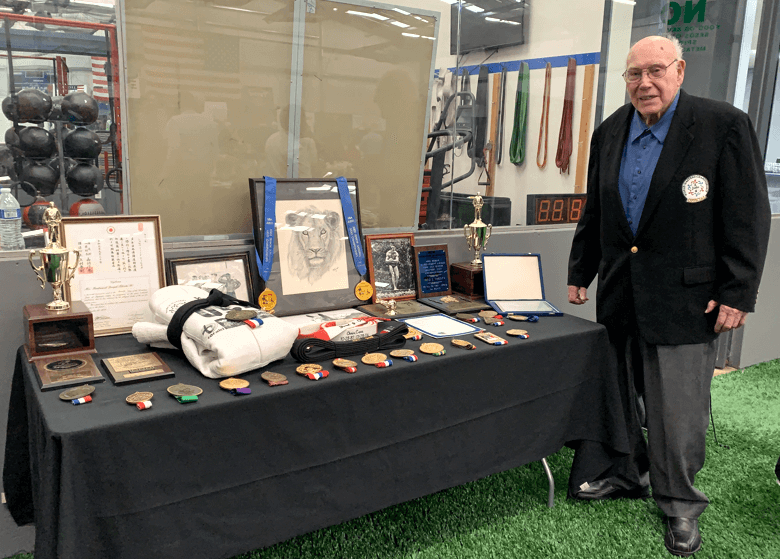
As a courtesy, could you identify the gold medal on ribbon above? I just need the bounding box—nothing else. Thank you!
[258,288,277,311]
[361,353,387,365]
[355,280,373,301]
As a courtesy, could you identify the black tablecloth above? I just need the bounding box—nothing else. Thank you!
[4,315,629,559]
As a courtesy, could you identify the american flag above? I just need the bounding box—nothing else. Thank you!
[133,26,241,100]
[92,56,109,102]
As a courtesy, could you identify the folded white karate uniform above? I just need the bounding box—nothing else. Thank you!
[132,285,298,378]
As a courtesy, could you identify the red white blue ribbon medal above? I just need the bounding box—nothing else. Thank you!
[682,175,708,203]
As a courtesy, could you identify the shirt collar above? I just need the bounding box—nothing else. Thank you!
[629,91,680,144]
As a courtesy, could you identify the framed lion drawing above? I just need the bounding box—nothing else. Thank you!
[249,178,364,316]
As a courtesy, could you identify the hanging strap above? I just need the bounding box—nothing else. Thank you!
[473,65,490,167]
[555,57,577,174]
[509,62,530,166]
[496,66,508,165]
[536,62,552,169]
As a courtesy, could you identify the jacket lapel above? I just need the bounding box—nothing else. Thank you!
[634,89,695,238]
[603,106,634,240]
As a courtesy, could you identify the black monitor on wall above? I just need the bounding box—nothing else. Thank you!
[450,1,528,55]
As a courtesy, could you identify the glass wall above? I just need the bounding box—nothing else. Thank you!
[0,5,120,248]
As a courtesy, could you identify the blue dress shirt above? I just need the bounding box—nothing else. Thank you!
[618,92,680,235]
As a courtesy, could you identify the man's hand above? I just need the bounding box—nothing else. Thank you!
[568,285,588,305]
[705,300,748,333]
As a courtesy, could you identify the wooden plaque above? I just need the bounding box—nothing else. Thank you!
[23,300,95,361]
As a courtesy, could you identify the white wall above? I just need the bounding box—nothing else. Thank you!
[381,0,608,226]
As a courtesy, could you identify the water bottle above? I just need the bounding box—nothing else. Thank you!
[0,184,25,251]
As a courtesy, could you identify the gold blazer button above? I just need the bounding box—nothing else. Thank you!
[631,246,638,253]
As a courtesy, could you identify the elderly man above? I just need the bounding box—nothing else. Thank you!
[567,36,770,557]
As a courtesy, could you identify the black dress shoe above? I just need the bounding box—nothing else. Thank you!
[568,478,650,501]
[665,517,701,557]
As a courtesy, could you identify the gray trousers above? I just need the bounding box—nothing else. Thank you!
[604,330,718,519]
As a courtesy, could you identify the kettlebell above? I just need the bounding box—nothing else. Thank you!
[66,163,104,196]
[63,127,102,160]
[61,91,99,124]
[21,160,59,196]
[1,89,52,123]
[18,126,56,159]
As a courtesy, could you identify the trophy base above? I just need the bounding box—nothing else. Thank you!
[24,301,96,361]
[451,262,485,299]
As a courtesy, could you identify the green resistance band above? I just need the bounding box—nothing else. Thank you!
[509,62,530,166]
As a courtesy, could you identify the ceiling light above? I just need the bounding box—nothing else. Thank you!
[345,10,389,20]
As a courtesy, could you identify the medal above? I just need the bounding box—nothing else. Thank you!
[484,317,505,326]
[507,329,530,339]
[226,309,257,321]
[455,313,479,323]
[507,314,539,322]
[296,363,329,380]
[59,384,95,401]
[219,378,250,390]
[354,280,373,301]
[361,353,387,364]
[333,358,358,373]
[419,343,446,356]
[126,391,153,404]
[261,371,288,386]
[390,349,418,362]
[167,383,203,404]
[451,339,477,350]
[258,288,277,311]
[478,310,497,318]
[403,327,423,341]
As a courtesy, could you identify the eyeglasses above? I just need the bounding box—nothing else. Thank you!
[622,59,678,83]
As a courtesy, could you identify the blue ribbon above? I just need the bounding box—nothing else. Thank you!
[336,176,367,276]
[254,176,277,282]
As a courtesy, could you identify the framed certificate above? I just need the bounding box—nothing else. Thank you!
[61,215,165,336]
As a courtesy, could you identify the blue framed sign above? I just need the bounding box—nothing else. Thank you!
[414,244,451,299]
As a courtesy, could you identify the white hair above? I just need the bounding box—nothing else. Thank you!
[663,34,684,60]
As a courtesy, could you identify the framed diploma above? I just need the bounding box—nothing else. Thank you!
[101,352,174,385]
[61,215,165,336]
[414,244,451,299]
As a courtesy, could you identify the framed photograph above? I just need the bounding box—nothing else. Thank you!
[61,215,165,336]
[166,253,253,302]
[414,244,451,299]
[365,233,417,303]
[249,178,364,317]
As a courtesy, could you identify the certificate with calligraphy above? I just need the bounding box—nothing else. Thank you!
[61,216,165,336]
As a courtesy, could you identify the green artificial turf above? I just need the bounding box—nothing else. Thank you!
[6,361,780,559]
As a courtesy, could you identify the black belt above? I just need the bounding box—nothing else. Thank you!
[166,289,259,349]
[290,321,409,363]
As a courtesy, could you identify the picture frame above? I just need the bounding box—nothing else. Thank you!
[365,233,417,303]
[248,177,364,317]
[61,215,165,336]
[166,253,253,302]
[414,244,451,299]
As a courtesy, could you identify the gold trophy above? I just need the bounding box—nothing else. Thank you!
[28,202,80,311]
[464,192,492,266]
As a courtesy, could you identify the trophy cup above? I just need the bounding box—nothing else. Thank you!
[29,202,80,311]
[464,192,492,266]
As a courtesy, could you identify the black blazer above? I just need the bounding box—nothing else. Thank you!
[568,89,771,345]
